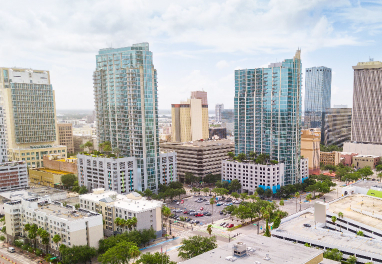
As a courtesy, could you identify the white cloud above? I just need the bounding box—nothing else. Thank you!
[0,0,375,109]
[216,60,229,69]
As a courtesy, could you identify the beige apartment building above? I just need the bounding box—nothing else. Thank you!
[301,129,321,174]
[0,68,67,167]
[4,198,103,255]
[58,123,74,153]
[352,155,380,169]
[160,139,234,182]
[320,151,341,166]
[171,91,209,142]
[80,189,163,237]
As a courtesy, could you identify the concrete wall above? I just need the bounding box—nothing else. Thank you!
[344,142,382,156]
[43,155,77,174]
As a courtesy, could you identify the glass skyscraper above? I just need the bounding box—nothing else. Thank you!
[304,66,332,129]
[234,50,302,185]
[93,43,159,191]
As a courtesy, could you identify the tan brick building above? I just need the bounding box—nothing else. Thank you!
[58,123,74,154]
[301,129,321,174]
[352,155,380,169]
[43,155,77,174]
[320,151,341,166]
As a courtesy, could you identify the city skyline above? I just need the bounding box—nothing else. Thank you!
[0,1,381,110]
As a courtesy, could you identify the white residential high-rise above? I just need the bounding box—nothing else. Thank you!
[215,104,224,123]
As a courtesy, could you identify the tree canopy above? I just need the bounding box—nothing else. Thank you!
[98,241,139,264]
[136,252,176,264]
[60,245,97,264]
[61,174,77,188]
[178,235,217,260]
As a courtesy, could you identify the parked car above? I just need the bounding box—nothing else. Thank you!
[220,222,226,226]
[195,220,200,224]
[8,247,15,253]
[195,213,204,217]
[189,209,196,212]
[189,212,196,216]
[219,211,223,215]
[173,200,178,203]
[225,223,230,228]
[191,220,195,224]
[228,224,234,228]
[205,202,210,205]
[216,203,222,206]
[176,209,183,213]
[303,224,311,227]
[186,218,192,222]
[204,212,212,216]
[226,198,232,202]
[183,211,188,214]
[200,207,204,211]
[181,200,184,204]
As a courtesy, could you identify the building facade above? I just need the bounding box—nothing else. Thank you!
[160,139,234,182]
[321,108,352,147]
[340,152,358,166]
[209,127,227,139]
[235,51,302,185]
[58,123,74,154]
[343,142,382,157]
[301,129,321,174]
[352,155,380,169]
[29,168,65,187]
[215,104,224,123]
[304,66,332,129]
[80,189,163,237]
[0,106,7,162]
[4,198,103,254]
[78,152,176,194]
[0,161,28,191]
[300,158,309,182]
[0,68,66,167]
[221,160,284,194]
[93,43,160,191]
[171,91,209,142]
[351,61,382,144]
[320,151,341,166]
[43,155,77,175]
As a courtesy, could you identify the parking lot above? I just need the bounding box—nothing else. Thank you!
[168,195,230,225]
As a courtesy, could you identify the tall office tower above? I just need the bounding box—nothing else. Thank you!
[93,43,160,191]
[0,106,7,162]
[215,104,224,123]
[58,123,74,154]
[0,68,66,168]
[351,60,382,144]
[171,91,209,142]
[235,50,302,185]
[304,66,332,129]
[322,108,352,147]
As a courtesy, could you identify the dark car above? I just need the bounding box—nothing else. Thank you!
[204,212,212,216]
[186,218,191,222]
[195,220,200,224]
[220,222,226,226]
[303,224,311,227]
[226,198,232,202]
[219,211,223,215]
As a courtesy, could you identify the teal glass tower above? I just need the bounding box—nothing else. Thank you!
[234,50,302,185]
[93,43,159,191]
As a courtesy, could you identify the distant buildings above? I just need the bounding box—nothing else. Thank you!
[221,109,234,135]
[77,152,176,194]
[301,129,321,174]
[321,108,352,147]
[4,198,103,255]
[352,155,380,169]
[300,158,309,181]
[0,67,67,167]
[209,127,227,139]
[235,51,302,185]
[351,60,382,144]
[304,66,332,129]
[222,160,285,194]
[93,43,161,191]
[320,151,341,166]
[171,91,209,142]
[160,139,233,182]
[0,161,28,191]
[215,104,224,123]
[80,189,163,237]
[58,123,74,154]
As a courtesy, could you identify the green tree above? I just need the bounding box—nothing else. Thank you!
[60,245,97,264]
[84,141,94,152]
[237,153,247,162]
[273,217,281,229]
[210,197,215,224]
[113,147,121,158]
[357,230,364,236]
[231,192,239,199]
[323,248,343,261]
[202,187,210,196]
[378,172,382,182]
[98,241,140,264]
[265,188,273,198]
[207,224,212,236]
[136,252,176,264]
[346,255,357,264]
[233,204,252,223]
[295,192,300,212]
[331,216,337,231]
[279,199,284,206]
[144,188,153,199]
[53,234,61,251]
[178,235,217,260]
[61,174,77,188]
[78,186,88,194]
[240,192,248,201]
[229,179,241,192]
[75,203,80,210]
[376,164,382,171]
[256,187,265,197]
[227,152,235,159]
[306,194,312,201]
[0,235,5,242]
[357,166,373,179]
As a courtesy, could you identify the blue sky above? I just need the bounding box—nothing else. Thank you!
[0,0,381,110]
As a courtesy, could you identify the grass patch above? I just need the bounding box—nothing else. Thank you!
[367,189,382,198]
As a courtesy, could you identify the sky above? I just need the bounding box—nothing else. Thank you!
[0,0,381,110]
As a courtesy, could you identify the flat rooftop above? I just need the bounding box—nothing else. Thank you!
[34,202,98,221]
[0,187,66,200]
[160,139,233,148]
[276,212,382,257]
[31,168,69,175]
[329,195,382,230]
[181,234,324,264]
[352,180,382,189]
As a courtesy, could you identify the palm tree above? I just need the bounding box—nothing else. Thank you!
[131,217,137,230]
[84,141,93,153]
[378,172,382,182]
[113,147,121,158]
[295,192,300,213]
[52,234,61,256]
[210,197,215,224]
[98,143,104,153]
[338,212,344,232]
[331,216,337,231]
